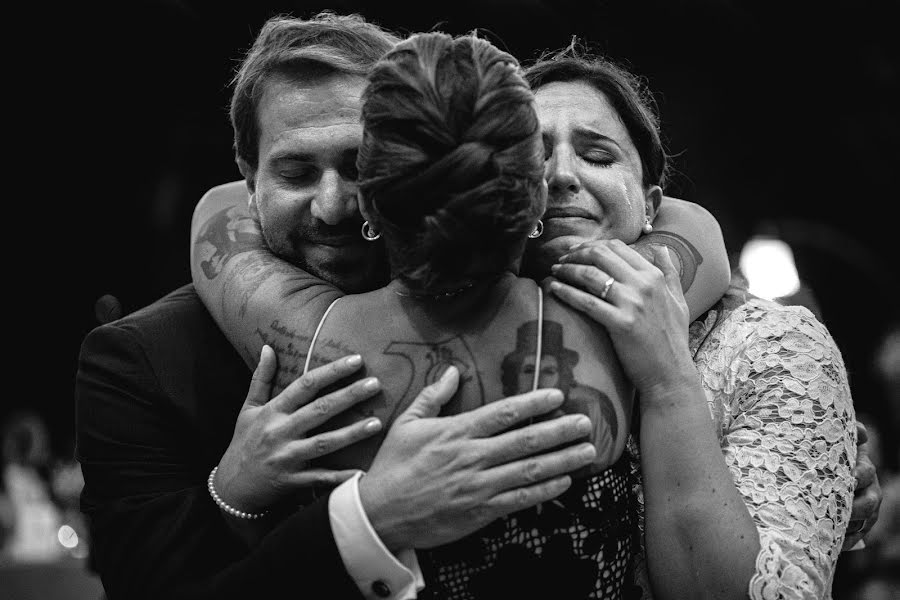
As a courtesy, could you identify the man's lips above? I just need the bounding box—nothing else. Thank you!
[304,235,362,247]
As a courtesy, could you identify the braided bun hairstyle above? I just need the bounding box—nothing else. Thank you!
[357,32,545,294]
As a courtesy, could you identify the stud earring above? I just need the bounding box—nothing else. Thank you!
[361,220,381,241]
[642,217,653,235]
[528,220,544,239]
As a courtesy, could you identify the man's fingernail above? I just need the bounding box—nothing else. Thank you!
[365,419,382,432]
[362,377,380,391]
[576,416,592,433]
[579,444,597,460]
[551,264,561,272]
[547,389,564,403]
[549,281,561,293]
[346,354,362,366]
[260,344,270,357]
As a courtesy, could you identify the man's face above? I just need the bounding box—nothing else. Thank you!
[248,73,382,293]
[527,80,653,278]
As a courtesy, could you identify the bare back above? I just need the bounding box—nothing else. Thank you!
[299,276,632,473]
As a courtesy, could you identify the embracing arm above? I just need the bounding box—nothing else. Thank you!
[636,196,731,321]
[189,182,341,390]
[75,323,365,600]
[642,304,857,599]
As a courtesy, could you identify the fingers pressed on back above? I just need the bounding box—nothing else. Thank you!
[284,417,382,462]
[481,413,592,466]
[551,264,614,299]
[245,345,277,407]
[482,476,572,518]
[478,442,596,493]
[289,377,381,434]
[270,354,363,413]
[397,366,460,422]
[549,280,619,325]
[464,389,565,438]
[561,242,633,281]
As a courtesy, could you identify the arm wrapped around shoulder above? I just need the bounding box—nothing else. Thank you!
[711,301,857,599]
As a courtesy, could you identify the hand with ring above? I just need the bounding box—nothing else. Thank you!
[548,238,695,400]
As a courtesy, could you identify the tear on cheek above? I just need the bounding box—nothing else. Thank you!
[618,175,633,210]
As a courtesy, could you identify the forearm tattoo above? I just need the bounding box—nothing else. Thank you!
[195,207,262,280]
[254,319,357,392]
[633,230,703,292]
[221,252,301,319]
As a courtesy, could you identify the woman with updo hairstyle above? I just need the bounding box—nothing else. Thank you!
[192,31,733,598]
[357,34,546,295]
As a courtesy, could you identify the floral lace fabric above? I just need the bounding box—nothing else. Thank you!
[419,455,639,600]
[628,289,857,599]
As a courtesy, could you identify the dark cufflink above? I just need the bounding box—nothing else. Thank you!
[371,580,392,598]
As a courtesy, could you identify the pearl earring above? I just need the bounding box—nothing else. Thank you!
[642,217,653,235]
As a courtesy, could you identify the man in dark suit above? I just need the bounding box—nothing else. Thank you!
[75,13,596,600]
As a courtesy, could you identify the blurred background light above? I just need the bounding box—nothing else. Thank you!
[739,236,801,300]
[57,525,79,550]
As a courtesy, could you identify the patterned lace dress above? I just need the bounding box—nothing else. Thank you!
[418,454,640,600]
[627,288,858,599]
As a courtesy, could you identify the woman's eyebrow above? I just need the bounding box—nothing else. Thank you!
[573,126,622,150]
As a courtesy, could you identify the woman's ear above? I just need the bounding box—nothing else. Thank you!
[645,185,663,222]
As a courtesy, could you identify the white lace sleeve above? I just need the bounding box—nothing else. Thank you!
[715,303,857,599]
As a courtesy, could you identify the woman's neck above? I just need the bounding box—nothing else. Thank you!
[386,272,522,328]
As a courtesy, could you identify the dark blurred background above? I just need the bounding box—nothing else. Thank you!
[6,0,899,596]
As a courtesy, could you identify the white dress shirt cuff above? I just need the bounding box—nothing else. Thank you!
[329,471,425,599]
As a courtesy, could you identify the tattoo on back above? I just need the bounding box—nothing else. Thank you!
[383,336,483,422]
[634,230,703,292]
[501,320,618,463]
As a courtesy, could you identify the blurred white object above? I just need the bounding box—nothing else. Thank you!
[2,464,64,563]
[739,236,801,300]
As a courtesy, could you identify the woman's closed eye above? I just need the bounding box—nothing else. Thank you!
[581,150,614,167]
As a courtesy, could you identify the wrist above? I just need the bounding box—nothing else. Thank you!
[358,474,406,553]
[209,466,269,520]
[638,373,705,417]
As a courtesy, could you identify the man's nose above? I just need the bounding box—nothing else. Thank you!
[546,147,581,196]
[310,169,357,225]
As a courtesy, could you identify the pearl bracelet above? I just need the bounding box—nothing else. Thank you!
[207,466,269,520]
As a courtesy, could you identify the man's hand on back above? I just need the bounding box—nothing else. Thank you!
[360,366,596,552]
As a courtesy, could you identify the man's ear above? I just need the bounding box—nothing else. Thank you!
[645,185,663,222]
[237,157,256,195]
[357,191,376,228]
[237,157,260,220]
